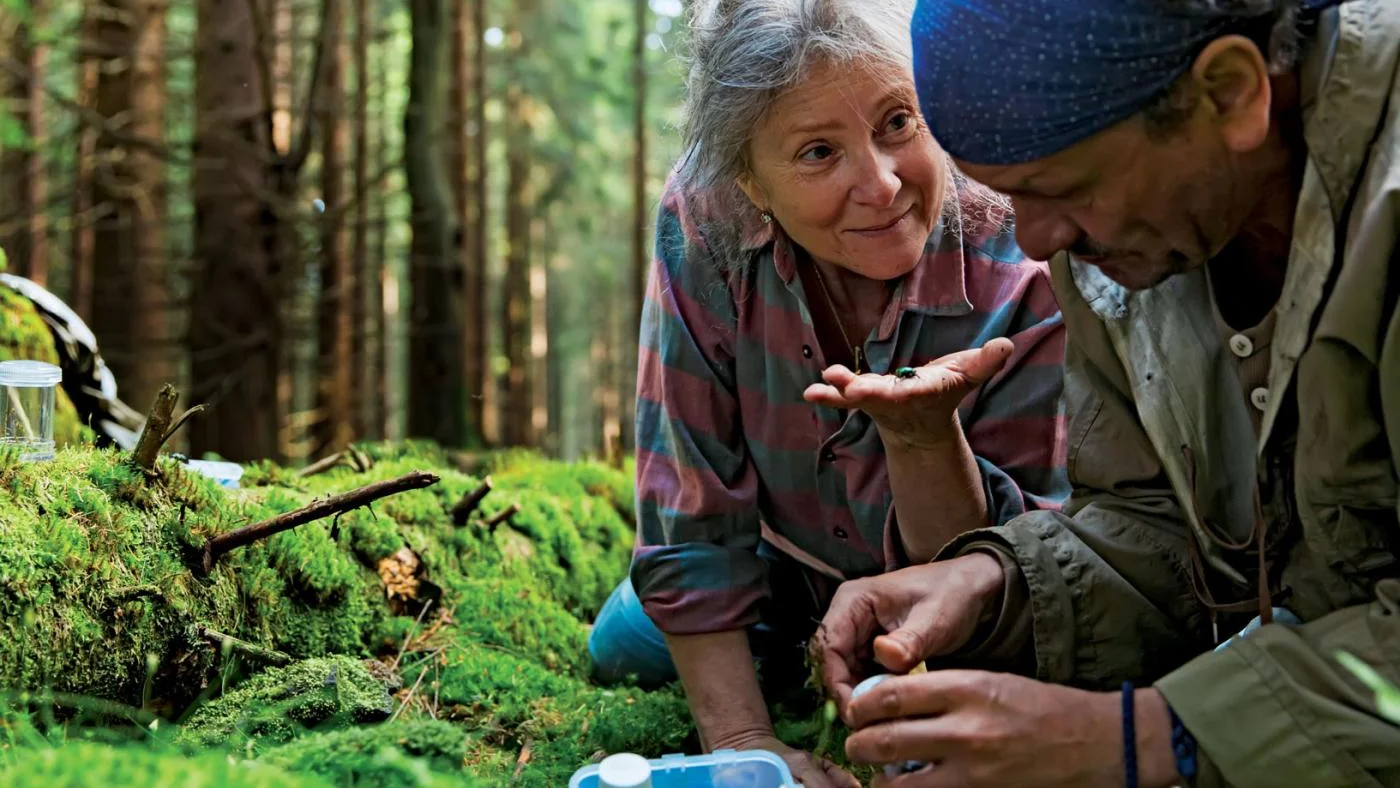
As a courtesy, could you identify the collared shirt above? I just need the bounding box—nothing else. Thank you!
[631,175,1070,635]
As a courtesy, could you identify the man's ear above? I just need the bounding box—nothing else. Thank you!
[1191,34,1273,153]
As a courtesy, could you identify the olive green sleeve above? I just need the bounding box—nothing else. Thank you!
[933,311,1209,687]
[1155,580,1400,788]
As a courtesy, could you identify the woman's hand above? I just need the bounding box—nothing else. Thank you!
[726,734,862,788]
[803,338,1014,449]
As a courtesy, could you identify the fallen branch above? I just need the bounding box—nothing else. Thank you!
[129,385,180,476]
[511,738,535,784]
[200,471,440,574]
[485,503,520,533]
[296,446,373,478]
[388,666,429,724]
[197,625,291,667]
[161,404,208,448]
[451,476,492,525]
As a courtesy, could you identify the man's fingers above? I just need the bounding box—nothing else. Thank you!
[803,382,853,409]
[791,759,839,788]
[873,762,949,788]
[820,760,863,788]
[844,709,963,765]
[846,670,986,729]
[928,338,1013,387]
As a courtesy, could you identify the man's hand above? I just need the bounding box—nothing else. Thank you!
[725,734,861,788]
[813,554,1005,718]
[844,671,1179,788]
[803,339,1013,449]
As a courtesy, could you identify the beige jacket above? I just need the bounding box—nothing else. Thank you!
[937,2,1400,784]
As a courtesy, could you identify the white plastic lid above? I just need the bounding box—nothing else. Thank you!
[598,753,652,788]
[852,673,894,699]
[0,360,60,387]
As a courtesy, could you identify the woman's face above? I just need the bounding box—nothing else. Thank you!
[739,60,944,280]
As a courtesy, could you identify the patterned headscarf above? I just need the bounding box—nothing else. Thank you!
[910,0,1349,166]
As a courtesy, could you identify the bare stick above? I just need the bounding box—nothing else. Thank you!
[200,471,440,574]
[390,599,436,672]
[161,404,208,447]
[486,503,519,533]
[130,385,179,475]
[511,738,535,784]
[297,450,349,478]
[388,666,429,723]
[198,625,291,666]
[451,476,492,525]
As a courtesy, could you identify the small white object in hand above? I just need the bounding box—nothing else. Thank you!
[312,198,326,213]
[851,673,930,778]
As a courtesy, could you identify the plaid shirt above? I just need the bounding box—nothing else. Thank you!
[631,177,1069,635]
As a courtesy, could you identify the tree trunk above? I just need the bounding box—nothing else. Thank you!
[90,0,172,412]
[501,87,532,447]
[451,0,484,442]
[71,4,98,320]
[625,0,649,452]
[404,0,466,446]
[190,0,281,462]
[1,0,50,285]
[352,0,373,438]
[529,217,548,451]
[469,0,488,445]
[314,0,352,456]
[371,12,389,439]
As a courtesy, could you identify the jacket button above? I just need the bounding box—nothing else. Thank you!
[833,527,848,540]
[1250,387,1269,412]
[1229,334,1254,358]
[802,345,813,359]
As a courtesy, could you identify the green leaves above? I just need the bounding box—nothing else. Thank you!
[1335,651,1400,724]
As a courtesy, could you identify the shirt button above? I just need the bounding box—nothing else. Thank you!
[1250,387,1269,412]
[1229,334,1254,358]
[833,526,848,540]
[802,345,813,359]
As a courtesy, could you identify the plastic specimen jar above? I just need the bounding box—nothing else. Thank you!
[0,360,61,461]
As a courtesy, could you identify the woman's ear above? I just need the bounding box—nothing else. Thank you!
[1191,34,1273,153]
[736,173,768,216]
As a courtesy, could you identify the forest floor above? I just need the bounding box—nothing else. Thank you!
[0,439,856,786]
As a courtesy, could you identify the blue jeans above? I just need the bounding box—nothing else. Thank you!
[589,542,833,693]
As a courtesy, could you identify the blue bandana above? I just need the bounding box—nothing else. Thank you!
[911,0,1349,166]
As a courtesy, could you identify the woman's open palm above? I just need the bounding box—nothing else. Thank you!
[802,338,1013,447]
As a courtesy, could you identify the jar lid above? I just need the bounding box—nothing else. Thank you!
[598,753,652,788]
[0,360,61,387]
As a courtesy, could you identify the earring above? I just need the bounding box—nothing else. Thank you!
[760,211,773,224]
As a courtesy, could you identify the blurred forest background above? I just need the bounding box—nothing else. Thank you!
[0,0,685,464]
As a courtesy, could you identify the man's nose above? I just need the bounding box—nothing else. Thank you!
[1012,200,1081,261]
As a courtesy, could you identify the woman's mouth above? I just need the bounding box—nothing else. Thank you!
[849,207,913,236]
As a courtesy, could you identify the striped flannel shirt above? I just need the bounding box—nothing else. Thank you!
[631,175,1069,635]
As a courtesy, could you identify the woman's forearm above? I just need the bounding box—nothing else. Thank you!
[665,630,774,751]
[881,418,987,564]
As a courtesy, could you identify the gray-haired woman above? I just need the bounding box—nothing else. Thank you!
[590,0,1070,784]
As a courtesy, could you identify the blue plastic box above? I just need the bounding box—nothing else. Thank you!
[568,749,794,788]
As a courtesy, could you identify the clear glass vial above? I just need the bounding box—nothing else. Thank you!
[0,360,61,462]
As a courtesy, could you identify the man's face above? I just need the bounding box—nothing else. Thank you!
[958,112,1251,291]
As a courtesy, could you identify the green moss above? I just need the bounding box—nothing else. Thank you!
[0,282,83,447]
[177,657,394,753]
[0,742,331,788]
[258,720,482,788]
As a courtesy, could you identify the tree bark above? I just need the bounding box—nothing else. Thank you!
[500,3,534,448]
[469,0,488,444]
[314,0,353,456]
[190,0,281,462]
[451,0,484,442]
[625,0,649,452]
[90,0,172,413]
[405,0,467,447]
[352,0,372,438]
[71,4,98,320]
[370,12,388,439]
[1,0,50,285]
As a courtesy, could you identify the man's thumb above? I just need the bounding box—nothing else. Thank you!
[871,628,925,674]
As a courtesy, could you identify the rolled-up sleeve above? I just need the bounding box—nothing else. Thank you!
[629,189,769,636]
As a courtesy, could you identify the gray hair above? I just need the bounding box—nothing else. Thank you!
[1144,0,1312,133]
[674,0,929,270]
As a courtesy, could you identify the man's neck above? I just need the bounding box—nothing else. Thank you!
[1209,79,1308,331]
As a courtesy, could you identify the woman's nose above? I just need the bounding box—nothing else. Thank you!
[1012,200,1081,262]
[850,149,900,207]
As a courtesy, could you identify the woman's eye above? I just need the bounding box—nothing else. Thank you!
[800,144,835,162]
[885,112,912,133]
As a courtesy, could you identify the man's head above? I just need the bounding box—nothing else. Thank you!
[911,0,1335,289]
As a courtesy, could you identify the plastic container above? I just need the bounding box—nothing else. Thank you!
[852,674,929,778]
[0,360,61,462]
[570,749,794,788]
[185,459,244,489]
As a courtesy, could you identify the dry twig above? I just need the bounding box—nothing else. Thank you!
[451,476,492,525]
[486,503,520,533]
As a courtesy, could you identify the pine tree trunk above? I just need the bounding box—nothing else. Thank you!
[451,0,484,442]
[352,0,373,438]
[405,0,467,446]
[71,4,98,320]
[371,16,389,439]
[625,0,649,452]
[314,0,353,456]
[90,0,172,412]
[501,89,532,448]
[469,0,488,444]
[190,0,281,462]
[1,0,49,285]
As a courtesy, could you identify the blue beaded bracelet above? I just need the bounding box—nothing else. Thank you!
[1169,704,1198,782]
[1122,681,1138,788]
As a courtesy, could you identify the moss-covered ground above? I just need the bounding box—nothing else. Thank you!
[0,439,861,785]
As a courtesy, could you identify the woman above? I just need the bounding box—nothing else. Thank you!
[590,0,1068,784]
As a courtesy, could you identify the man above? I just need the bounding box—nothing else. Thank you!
[813,0,1400,785]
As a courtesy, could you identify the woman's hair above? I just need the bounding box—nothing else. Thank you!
[674,0,979,272]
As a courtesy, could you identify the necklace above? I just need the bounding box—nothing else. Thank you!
[810,262,865,374]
